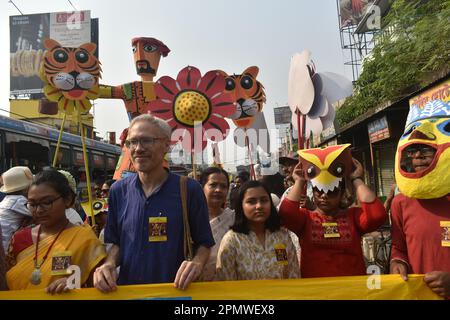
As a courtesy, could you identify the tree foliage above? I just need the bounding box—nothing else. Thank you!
[336,0,450,126]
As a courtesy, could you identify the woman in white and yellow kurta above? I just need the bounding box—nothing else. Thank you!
[216,180,300,280]
[198,167,235,281]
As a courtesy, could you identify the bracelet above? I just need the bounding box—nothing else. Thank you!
[351,176,364,183]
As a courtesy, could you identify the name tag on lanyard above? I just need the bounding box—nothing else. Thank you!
[51,251,72,275]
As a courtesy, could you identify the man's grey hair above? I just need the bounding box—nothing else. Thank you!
[129,114,172,140]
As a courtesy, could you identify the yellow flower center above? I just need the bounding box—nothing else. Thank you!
[174,90,210,126]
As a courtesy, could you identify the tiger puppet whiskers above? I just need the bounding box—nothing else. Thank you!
[217,66,271,155]
[40,38,102,114]
[218,66,266,129]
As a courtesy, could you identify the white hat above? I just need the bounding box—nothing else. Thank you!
[0,166,33,193]
[58,170,77,194]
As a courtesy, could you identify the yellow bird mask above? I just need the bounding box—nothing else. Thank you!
[395,99,450,199]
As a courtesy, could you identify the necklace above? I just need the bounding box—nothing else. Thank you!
[30,220,69,285]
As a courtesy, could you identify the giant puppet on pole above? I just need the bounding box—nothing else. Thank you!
[288,50,353,150]
[217,66,268,180]
[146,66,236,175]
[96,37,236,177]
[98,37,170,180]
[40,38,102,223]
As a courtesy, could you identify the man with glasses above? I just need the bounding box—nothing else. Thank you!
[93,114,214,292]
[390,99,450,299]
[405,144,436,172]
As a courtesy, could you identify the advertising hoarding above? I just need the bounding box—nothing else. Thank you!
[274,106,292,125]
[10,10,97,96]
[338,0,376,29]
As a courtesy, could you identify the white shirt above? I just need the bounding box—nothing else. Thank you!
[65,208,84,226]
[0,195,32,251]
[199,208,235,281]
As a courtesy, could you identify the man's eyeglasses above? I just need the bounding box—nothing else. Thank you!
[406,146,435,158]
[26,196,62,212]
[125,137,165,149]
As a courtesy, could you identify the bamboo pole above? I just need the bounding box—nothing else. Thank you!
[192,150,197,179]
[78,111,94,225]
[52,113,67,167]
[245,130,256,180]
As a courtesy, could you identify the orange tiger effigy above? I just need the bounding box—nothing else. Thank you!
[40,38,101,114]
[219,66,266,129]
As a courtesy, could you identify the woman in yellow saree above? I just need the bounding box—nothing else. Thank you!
[6,169,106,294]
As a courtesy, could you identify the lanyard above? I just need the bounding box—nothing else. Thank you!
[33,220,69,269]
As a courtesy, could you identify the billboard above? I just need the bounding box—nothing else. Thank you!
[273,106,292,125]
[338,0,376,29]
[10,10,97,96]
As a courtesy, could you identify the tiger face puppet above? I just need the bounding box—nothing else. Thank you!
[41,38,101,114]
[218,66,266,129]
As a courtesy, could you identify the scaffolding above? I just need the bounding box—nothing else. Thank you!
[339,24,376,83]
[336,0,391,83]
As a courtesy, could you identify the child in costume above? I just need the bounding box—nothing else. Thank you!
[278,144,387,277]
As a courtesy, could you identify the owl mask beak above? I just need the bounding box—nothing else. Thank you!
[298,144,352,193]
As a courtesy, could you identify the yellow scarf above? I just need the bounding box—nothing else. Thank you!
[7,225,106,291]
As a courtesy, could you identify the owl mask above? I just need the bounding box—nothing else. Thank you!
[298,144,352,193]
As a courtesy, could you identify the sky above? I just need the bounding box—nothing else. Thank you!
[0,0,349,171]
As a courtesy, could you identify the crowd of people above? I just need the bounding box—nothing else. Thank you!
[0,113,448,299]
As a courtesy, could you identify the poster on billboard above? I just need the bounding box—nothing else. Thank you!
[10,10,94,96]
[49,11,91,47]
[274,106,292,125]
[338,0,376,29]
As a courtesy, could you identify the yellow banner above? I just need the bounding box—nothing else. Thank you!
[0,275,440,300]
